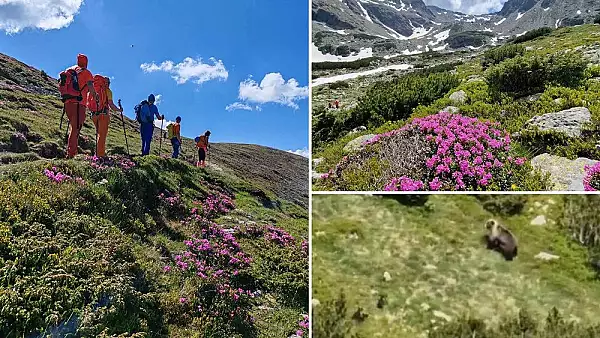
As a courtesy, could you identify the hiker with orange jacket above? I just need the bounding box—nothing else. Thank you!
[195,130,211,168]
[58,54,99,158]
[89,76,123,158]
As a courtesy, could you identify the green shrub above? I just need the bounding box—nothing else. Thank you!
[545,51,589,88]
[312,70,460,148]
[486,51,587,98]
[585,64,600,78]
[475,195,527,216]
[377,194,429,206]
[486,54,546,97]
[312,57,380,71]
[354,72,460,126]
[430,308,600,338]
[512,27,554,44]
[313,293,361,338]
[561,195,600,250]
[329,81,350,90]
[482,44,525,68]
[446,31,493,49]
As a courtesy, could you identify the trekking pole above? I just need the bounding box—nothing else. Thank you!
[118,99,130,156]
[159,117,164,155]
[60,105,68,145]
[94,99,99,157]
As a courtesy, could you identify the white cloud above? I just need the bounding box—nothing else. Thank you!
[155,94,162,105]
[0,0,83,34]
[154,119,175,130]
[140,57,228,85]
[236,73,308,110]
[226,102,254,111]
[423,0,507,15]
[287,148,309,158]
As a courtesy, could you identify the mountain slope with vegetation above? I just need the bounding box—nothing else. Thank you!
[0,53,308,337]
[312,194,600,337]
[312,0,600,59]
[0,51,308,207]
[313,24,600,191]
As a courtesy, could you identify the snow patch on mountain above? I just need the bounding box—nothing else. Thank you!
[312,44,374,62]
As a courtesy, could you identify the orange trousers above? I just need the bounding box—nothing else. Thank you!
[92,114,110,157]
[65,101,87,158]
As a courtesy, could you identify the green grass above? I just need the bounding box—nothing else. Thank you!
[312,195,600,337]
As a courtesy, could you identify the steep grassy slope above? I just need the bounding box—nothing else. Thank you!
[0,52,308,208]
[0,154,308,338]
[0,53,308,337]
[313,24,600,191]
[312,194,600,337]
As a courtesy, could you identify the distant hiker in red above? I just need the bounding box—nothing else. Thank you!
[196,130,211,168]
[58,54,99,158]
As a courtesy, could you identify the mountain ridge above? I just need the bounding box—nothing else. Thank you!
[312,0,600,59]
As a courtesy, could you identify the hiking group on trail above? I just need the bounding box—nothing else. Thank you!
[57,53,212,166]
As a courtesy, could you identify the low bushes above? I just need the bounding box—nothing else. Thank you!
[512,27,553,44]
[312,57,380,71]
[312,72,459,147]
[482,44,525,68]
[486,51,587,98]
[431,308,600,338]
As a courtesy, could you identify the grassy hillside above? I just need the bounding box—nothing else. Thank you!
[312,194,600,337]
[0,52,308,208]
[312,24,600,191]
[0,53,308,337]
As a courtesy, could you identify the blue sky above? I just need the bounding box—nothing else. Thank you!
[0,0,309,156]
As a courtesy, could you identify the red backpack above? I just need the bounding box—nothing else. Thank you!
[58,67,85,102]
[87,75,109,113]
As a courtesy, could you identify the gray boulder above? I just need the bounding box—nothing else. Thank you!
[443,106,460,114]
[343,134,375,153]
[449,90,467,104]
[530,153,599,191]
[525,107,591,138]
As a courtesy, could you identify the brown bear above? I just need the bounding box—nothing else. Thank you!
[484,219,518,261]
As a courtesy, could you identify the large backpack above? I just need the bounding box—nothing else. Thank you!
[58,67,85,102]
[197,135,208,148]
[87,75,109,113]
[167,123,176,139]
[134,100,149,123]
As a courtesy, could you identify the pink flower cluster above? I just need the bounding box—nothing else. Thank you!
[158,192,181,208]
[164,193,257,324]
[170,223,253,283]
[43,167,85,185]
[85,155,136,171]
[265,225,295,247]
[202,194,235,218]
[366,112,527,191]
[584,162,600,191]
[180,193,235,227]
[301,240,308,256]
[295,314,309,336]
